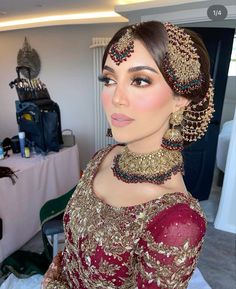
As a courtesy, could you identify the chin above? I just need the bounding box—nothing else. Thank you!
[111,130,132,144]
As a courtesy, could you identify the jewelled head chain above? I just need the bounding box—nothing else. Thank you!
[163,22,214,143]
[108,28,134,65]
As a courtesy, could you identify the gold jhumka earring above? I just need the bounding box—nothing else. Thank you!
[162,108,184,152]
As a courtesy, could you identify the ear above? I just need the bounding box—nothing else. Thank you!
[172,95,190,113]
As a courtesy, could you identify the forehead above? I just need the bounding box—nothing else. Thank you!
[105,39,158,71]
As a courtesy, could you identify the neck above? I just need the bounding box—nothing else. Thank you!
[126,124,168,154]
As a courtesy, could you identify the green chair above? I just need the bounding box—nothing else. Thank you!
[40,186,76,260]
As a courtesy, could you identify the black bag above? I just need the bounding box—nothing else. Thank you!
[10,66,63,153]
[16,99,63,153]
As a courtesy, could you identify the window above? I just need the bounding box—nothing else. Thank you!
[228,35,236,76]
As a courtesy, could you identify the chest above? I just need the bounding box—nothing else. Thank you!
[64,179,151,258]
[93,164,175,208]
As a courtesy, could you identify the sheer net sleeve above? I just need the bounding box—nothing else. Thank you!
[135,203,206,289]
[42,251,69,289]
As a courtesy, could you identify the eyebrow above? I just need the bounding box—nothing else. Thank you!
[103,65,115,73]
[128,66,158,74]
[103,65,158,74]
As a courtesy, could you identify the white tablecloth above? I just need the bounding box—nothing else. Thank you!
[0,145,80,262]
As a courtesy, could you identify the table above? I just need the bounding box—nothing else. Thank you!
[0,145,80,262]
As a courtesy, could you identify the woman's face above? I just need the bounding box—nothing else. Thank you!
[101,39,186,151]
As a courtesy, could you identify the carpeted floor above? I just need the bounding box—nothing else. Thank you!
[198,223,236,289]
[198,175,236,289]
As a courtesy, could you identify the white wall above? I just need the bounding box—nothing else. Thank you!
[0,23,124,168]
[215,107,236,233]
[221,76,236,126]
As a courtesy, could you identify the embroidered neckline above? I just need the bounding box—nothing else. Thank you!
[62,144,206,289]
[90,144,191,210]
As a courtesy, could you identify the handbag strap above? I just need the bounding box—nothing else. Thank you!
[62,129,73,135]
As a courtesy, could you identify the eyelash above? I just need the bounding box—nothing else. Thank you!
[98,75,115,86]
[98,75,152,87]
[131,77,151,87]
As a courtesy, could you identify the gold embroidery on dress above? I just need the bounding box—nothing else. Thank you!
[136,231,204,288]
[45,145,206,289]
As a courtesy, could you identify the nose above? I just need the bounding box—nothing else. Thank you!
[112,84,129,106]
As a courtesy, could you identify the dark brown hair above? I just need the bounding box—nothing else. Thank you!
[102,21,210,104]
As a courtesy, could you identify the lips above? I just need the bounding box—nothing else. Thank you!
[111,113,134,127]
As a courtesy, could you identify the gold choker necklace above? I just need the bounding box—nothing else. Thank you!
[112,145,184,184]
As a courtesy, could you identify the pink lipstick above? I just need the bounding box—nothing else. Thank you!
[111,113,134,127]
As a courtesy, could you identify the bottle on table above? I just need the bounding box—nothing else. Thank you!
[18,132,25,158]
[24,147,30,158]
[0,142,4,160]
[30,141,37,156]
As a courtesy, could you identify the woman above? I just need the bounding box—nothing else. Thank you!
[42,21,214,289]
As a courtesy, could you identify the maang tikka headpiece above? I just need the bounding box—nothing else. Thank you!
[109,28,134,65]
[163,22,215,143]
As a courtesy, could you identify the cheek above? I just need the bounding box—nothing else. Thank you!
[101,91,111,109]
[133,92,171,112]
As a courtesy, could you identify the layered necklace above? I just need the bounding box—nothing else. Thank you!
[112,145,184,185]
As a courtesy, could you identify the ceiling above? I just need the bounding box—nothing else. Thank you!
[0,0,122,20]
[0,0,199,20]
[0,0,138,31]
[0,0,206,31]
[0,0,150,28]
[0,0,235,31]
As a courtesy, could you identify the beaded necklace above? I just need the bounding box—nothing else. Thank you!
[112,145,184,185]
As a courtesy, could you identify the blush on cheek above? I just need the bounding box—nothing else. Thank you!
[133,93,170,112]
[101,92,111,108]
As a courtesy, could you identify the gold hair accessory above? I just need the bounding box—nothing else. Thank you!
[162,108,184,151]
[163,22,202,96]
[109,29,134,65]
[182,79,215,142]
[163,22,215,143]
[112,145,184,184]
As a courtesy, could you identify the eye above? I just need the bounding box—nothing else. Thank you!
[131,77,151,87]
[98,75,116,86]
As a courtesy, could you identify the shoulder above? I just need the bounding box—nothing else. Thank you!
[90,144,124,169]
[91,145,113,159]
[92,144,123,160]
[85,145,113,169]
[82,144,122,174]
[145,193,206,246]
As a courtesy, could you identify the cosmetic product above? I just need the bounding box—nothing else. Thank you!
[18,131,25,157]
[24,147,30,158]
[0,142,4,160]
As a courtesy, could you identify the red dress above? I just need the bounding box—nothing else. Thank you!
[45,145,206,289]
